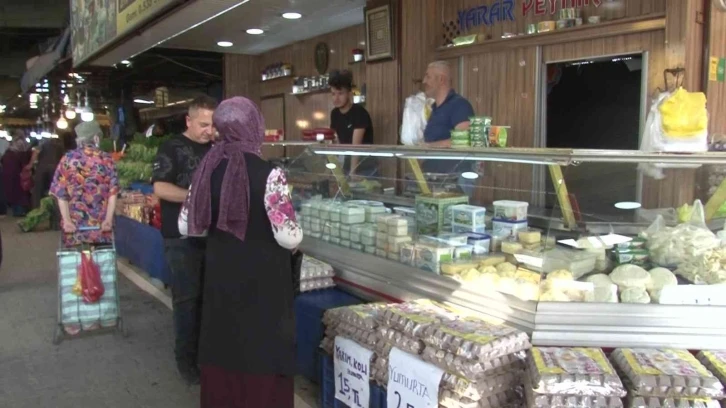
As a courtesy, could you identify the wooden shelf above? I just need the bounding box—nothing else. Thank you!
[290,87,330,96]
[261,74,293,83]
[434,13,666,60]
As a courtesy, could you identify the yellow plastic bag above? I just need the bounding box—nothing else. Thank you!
[72,269,82,296]
[659,88,708,139]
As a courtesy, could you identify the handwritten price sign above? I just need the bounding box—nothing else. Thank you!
[387,347,444,408]
[334,336,374,408]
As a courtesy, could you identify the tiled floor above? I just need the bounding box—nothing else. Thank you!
[0,217,318,407]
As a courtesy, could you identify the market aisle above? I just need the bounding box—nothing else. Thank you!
[0,218,200,408]
[0,218,318,408]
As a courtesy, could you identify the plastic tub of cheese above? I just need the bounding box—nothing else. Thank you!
[611,348,724,398]
[339,205,365,224]
[515,247,597,278]
[493,200,529,222]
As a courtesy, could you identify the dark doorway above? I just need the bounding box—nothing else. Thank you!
[544,54,644,219]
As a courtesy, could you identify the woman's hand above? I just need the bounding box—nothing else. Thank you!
[101,218,113,232]
[62,220,76,234]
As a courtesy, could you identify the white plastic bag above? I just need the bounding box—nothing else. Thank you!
[178,183,208,238]
[400,92,430,145]
[638,91,706,179]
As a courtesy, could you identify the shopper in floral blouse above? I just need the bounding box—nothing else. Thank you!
[50,121,119,247]
[181,97,301,408]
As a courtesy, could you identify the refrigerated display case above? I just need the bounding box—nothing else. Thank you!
[285,144,726,350]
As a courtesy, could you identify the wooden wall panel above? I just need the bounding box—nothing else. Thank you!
[707,2,726,136]
[463,47,538,204]
[223,54,260,104]
[260,96,285,159]
[438,0,666,47]
[664,0,705,91]
[400,0,438,98]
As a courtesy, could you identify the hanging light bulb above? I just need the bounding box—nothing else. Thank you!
[57,117,69,130]
[65,108,76,120]
[81,90,94,122]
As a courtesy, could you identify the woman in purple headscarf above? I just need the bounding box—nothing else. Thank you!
[182,97,302,407]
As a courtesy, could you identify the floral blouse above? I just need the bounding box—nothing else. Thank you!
[50,146,119,247]
[265,168,302,249]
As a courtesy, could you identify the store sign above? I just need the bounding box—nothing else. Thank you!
[458,0,516,32]
[522,0,602,16]
[118,0,176,34]
[387,348,444,408]
[334,337,374,408]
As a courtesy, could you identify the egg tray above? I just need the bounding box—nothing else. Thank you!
[524,372,624,408]
[441,369,525,402]
[696,351,726,386]
[334,322,379,349]
[527,347,626,397]
[322,303,386,331]
[379,301,460,338]
[439,387,524,408]
[421,319,531,362]
[611,349,724,398]
[628,396,721,408]
[375,326,425,355]
[422,347,526,381]
[320,336,334,354]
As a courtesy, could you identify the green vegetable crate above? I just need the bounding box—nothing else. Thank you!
[415,193,469,236]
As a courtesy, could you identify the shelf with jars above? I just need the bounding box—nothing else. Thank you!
[291,74,330,96]
[261,63,293,82]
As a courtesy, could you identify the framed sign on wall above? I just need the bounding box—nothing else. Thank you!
[365,3,394,62]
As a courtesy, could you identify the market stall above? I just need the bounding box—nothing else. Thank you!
[288,145,726,351]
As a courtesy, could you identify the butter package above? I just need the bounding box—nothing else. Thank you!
[339,224,351,240]
[467,233,492,255]
[386,216,409,237]
[415,243,454,273]
[423,233,469,247]
[697,351,726,386]
[376,214,398,233]
[364,204,387,222]
[492,219,529,238]
[399,243,416,266]
[340,205,365,224]
[451,204,487,232]
[454,245,474,260]
[422,317,531,362]
[415,193,469,235]
[613,248,650,267]
[611,348,723,398]
[528,347,626,397]
[376,231,388,250]
[453,224,487,234]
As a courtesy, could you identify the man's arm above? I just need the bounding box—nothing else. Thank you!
[104,194,117,223]
[349,128,366,175]
[153,182,187,203]
[427,139,452,148]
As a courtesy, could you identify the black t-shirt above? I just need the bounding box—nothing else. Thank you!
[330,104,374,173]
[152,134,211,238]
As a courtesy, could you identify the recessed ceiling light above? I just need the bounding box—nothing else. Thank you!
[120,60,131,65]
[614,201,642,210]
[246,28,264,35]
[325,163,337,170]
[282,12,302,19]
[217,41,233,47]
[461,172,479,180]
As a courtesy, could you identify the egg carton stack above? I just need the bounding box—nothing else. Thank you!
[370,300,456,386]
[422,317,531,408]
[524,347,626,408]
[697,351,726,408]
[611,348,725,408]
[319,303,388,380]
[374,214,413,261]
[299,256,336,292]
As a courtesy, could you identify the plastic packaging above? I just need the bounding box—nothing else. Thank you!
[378,299,459,338]
[442,369,524,402]
[527,347,626,397]
[493,200,529,222]
[627,397,720,408]
[80,251,105,304]
[420,317,530,362]
[422,347,526,380]
[696,351,726,386]
[340,206,365,224]
[611,348,724,398]
[524,373,625,408]
[439,386,523,408]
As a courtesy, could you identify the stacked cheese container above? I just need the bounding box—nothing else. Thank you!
[299,256,336,292]
[524,347,626,408]
[611,349,724,408]
[491,200,529,252]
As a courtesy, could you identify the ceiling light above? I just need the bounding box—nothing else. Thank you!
[246,28,264,35]
[325,163,337,170]
[121,60,131,65]
[461,172,479,180]
[614,201,642,210]
[81,111,95,122]
[217,41,233,47]
[65,109,77,120]
[282,12,302,19]
[56,117,69,130]
[134,99,154,104]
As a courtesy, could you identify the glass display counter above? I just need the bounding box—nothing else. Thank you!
[284,144,726,349]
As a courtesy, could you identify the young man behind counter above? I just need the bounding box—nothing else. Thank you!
[152,95,217,385]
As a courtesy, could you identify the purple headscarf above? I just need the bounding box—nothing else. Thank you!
[186,97,265,241]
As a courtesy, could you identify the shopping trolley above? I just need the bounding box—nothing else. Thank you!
[52,226,129,345]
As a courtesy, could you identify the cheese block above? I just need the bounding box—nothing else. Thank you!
[518,229,541,244]
[501,240,523,255]
[441,261,480,276]
[479,256,506,268]
[388,235,412,253]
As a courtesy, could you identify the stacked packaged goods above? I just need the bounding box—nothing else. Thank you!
[299,256,336,292]
[524,347,626,408]
[611,349,724,408]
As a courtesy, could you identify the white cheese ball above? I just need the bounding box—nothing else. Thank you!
[585,284,619,303]
[584,274,614,288]
[539,290,571,302]
[646,267,678,292]
[620,287,651,304]
[610,264,652,290]
[548,269,574,281]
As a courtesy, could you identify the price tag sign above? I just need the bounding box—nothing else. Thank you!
[387,347,444,408]
[659,285,726,306]
[334,336,374,408]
